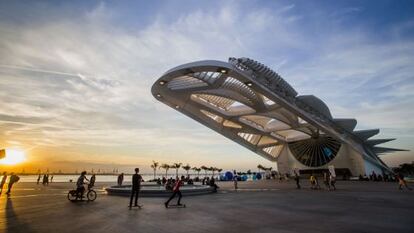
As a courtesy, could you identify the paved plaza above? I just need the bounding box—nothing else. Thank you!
[0,180,413,233]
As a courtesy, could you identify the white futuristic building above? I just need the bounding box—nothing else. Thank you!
[151,57,406,176]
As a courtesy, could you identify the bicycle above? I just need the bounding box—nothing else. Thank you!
[67,187,97,201]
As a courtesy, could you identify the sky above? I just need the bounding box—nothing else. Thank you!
[0,0,413,173]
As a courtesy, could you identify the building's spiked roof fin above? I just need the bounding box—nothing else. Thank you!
[229,57,298,97]
[366,138,396,146]
[353,129,380,140]
[332,118,357,131]
[372,147,408,154]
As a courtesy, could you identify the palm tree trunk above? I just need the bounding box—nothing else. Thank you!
[153,169,156,179]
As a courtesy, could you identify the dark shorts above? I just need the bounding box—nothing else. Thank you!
[76,187,85,193]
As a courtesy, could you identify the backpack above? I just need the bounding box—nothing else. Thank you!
[11,175,20,183]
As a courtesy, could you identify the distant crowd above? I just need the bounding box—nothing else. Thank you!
[116,173,220,193]
[36,173,54,185]
[1,168,411,197]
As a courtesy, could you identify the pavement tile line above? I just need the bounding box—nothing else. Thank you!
[1,181,414,233]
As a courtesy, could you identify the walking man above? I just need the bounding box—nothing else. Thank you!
[129,168,142,209]
[165,176,184,208]
[233,170,238,190]
[294,170,301,189]
[329,172,336,191]
[323,172,331,190]
[118,173,124,186]
[36,174,41,185]
[0,172,7,194]
[42,174,47,186]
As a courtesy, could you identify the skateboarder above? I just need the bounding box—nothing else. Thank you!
[129,168,142,208]
[165,176,184,208]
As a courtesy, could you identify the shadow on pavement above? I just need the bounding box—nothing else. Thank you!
[5,196,36,233]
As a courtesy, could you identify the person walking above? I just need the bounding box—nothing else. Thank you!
[0,172,7,194]
[323,172,331,190]
[42,174,47,186]
[209,177,219,192]
[36,174,41,185]
[117,173,124,187]
[397,173,412,190]
[129,168,142,208]
[50,175,54,183]
[310,174,316,189]
[165,175,184,208]
[310,174,321,189]
[293,170,301,189]
[233,170,238,190]
[6,173,20,195]
[329,172,336,191]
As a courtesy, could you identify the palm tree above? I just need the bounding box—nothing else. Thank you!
[171,162,182,177]
[217,168,223,178]
[201,166,209,177]
[160,164,170,178]
[192,167,201,177]
[150,161,159,179]
[210,167,216,177]
[257,164,265,173]
[182,164,191,177]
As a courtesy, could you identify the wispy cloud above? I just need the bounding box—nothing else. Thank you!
[0,1,413,171]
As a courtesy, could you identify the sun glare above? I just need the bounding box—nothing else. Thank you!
[0,149,26,165]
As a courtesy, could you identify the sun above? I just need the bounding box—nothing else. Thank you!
[0,149,26,165]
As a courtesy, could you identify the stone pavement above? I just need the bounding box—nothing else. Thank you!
[0,180,413,233]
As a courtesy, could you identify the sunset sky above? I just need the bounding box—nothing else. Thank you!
[0,0,413,173]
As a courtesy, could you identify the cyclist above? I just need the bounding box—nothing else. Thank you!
[76,171,89,198]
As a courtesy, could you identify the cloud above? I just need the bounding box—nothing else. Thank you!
[0,1,413,171]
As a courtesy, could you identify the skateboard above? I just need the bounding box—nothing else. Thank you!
[166,204,186,208]
[129,204,143,209]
